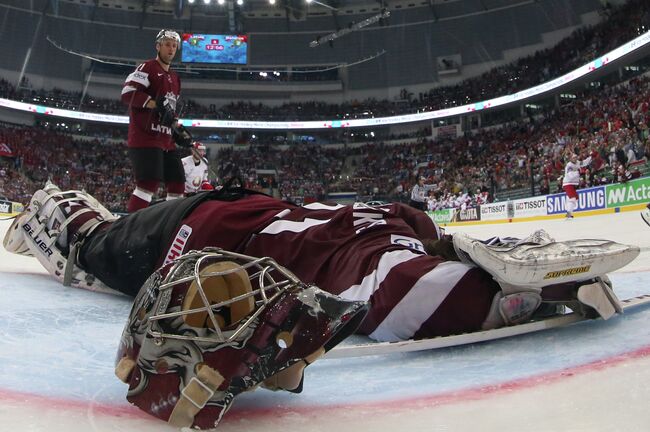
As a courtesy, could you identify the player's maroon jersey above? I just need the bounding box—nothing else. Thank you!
[121,58,181,150]
[164,195,498,342]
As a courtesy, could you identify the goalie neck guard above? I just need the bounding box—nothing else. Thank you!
[115,248,368,430]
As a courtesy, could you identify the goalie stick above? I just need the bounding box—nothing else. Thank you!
[325,294,650,359]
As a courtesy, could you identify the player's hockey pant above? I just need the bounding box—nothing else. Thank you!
[79,186,270,296]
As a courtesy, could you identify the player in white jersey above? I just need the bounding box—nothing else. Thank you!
[562,152,592,219]
[181,141,211,194]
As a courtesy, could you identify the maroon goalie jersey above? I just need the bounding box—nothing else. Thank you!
[121,58,181,150]
[166,195,498,341]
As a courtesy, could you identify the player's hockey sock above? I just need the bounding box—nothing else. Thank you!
[128,186,154,212]
[568,198,577,216]
[165,181,185,197]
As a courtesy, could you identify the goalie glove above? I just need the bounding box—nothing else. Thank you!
[172,123,193,148]
[155,95,176,127]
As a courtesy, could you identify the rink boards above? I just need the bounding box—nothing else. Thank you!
[430,176,649,227]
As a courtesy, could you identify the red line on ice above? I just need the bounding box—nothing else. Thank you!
[1,344,650,422]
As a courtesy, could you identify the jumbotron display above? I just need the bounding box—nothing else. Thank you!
[181,33,248,64]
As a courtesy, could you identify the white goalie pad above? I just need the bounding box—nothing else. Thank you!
[452,232,640,289]
[3,184,122,295]
[28,231,121,295]
[5,184,115,254]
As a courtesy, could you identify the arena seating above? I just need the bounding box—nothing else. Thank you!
[1,73,648,211]
[1,0,649,211]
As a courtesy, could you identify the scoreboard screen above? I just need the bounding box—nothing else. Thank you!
[181,33,248,65]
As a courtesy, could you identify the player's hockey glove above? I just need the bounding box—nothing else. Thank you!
[172,123,193,148]
[155,95,176,127]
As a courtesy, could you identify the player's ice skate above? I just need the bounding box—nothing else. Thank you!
[3,182,120,294]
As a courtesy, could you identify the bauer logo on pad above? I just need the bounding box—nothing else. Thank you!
[543,265,591,279]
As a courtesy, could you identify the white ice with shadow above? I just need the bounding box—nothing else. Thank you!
[0,210,649,432]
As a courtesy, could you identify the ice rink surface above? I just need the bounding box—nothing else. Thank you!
[0,209,649,432]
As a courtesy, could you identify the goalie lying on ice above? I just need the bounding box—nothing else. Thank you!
[3,182,640,428]
[4,181,640,340]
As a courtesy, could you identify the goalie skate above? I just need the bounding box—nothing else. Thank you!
[452,231,640,289]
[3,182,121,295]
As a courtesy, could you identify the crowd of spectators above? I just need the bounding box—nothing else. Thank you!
[347,75,650,209]
[216,142,346,201]
[1,73,648,212]
[1,0,649,211]
[1,1,648,123]
[0,124,133,210]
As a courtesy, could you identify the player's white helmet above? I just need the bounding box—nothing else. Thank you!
[155,29,181,45]
[115,247,368,429]
[192,141,207,158]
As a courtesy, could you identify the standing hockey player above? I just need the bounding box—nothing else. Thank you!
[121,29,190,212]
[562,152,592,219]
[182,141,212,194]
